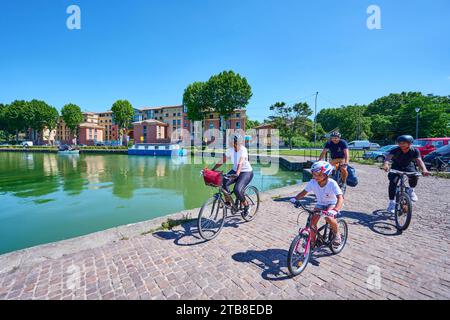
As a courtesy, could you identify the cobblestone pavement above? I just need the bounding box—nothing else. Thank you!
[0,164,449,300]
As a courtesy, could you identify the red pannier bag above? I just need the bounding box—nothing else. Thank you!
[203,169,223,187]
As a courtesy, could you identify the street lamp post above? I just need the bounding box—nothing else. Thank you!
[415,108,420,139]
[313,92,319,146]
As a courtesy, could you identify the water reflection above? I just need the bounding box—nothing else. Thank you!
[0,153,301,203]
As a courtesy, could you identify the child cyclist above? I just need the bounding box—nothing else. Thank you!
[290,161,344,246]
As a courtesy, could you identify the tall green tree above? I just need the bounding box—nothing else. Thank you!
[246,119,261,130]
[268,101,313,149]
[316,108,342,133]
[206,70,252,144]
[183,82,209,143]
[28,100,59,142]
[3,100,33,142]
[111,100,134,145]
[61,103,83,144]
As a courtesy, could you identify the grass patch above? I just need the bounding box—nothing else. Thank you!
[431,172,450,179]
[351,159,377,165]
[141,215,195,236]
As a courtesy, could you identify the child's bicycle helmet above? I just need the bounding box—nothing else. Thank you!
[311,161,334,176]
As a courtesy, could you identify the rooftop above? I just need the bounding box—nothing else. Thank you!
[132,119,168,126]
[140,105,183,111]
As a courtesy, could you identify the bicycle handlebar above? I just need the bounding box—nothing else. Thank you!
[389,169,422,177]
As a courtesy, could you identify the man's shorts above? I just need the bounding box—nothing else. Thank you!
[330,158,346,167]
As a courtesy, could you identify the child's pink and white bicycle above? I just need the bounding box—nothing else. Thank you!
[288,201,348,276]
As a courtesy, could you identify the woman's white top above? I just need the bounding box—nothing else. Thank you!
[226,146,253,172]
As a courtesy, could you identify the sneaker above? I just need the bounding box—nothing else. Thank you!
[408,189,418,202]
[332,233,342,246]
[242,205,251,218]
[387,202,396,214]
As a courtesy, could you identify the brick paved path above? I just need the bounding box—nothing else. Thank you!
[1,164,449,300]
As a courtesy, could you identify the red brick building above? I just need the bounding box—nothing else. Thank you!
[78,123,105,146]
[132,119,170,144]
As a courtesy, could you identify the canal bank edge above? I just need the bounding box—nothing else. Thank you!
[0,183,303,275]
[0,148,128,154]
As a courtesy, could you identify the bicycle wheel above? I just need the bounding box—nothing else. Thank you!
[288,233,311,276]
[241,185,260,222]
[197,195,226,240]
[395,192,412,231]
[330,219,348,254]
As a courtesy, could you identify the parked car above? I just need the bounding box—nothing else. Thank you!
[413,138,450,157]
[362,145,397,162]
[423,144,450,172]
[347,140,379,150]
[95,142,106,146]
[21,141,34,147]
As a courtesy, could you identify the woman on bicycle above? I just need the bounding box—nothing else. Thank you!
[290,161,344,246]
[383,135,429,213]
[210,134,254,215]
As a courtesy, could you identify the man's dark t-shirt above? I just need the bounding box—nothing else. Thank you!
[325,140,348,159]
[389,146,421,171]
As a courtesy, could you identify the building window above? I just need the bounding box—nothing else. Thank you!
[209,114,213,119]
[177,113,181,116]
[236,121,241,129]
[165,113,169,117]
[236,113,240,118]
[173,113,176,116]
[184,123,188,128]
[173,120,176,125]
[177,119,181,125]
[209,123,214,129]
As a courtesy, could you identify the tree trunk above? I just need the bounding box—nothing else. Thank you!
[289,137,293,150]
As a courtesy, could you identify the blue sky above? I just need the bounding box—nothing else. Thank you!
[0,0,449,122]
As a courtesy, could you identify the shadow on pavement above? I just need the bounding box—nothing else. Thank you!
[152,215,247,246]
[232,247,334,281]
[340,209,402,236]
[232,249,293,281]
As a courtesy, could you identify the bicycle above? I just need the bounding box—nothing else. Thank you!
[198,171,260,241]
[287,201,348,276]
[389,169,421,231]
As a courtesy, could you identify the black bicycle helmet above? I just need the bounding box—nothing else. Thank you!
[396,135,414,144]
[330,131,341,138]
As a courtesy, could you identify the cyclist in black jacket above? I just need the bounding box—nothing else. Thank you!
[383,135,429,213]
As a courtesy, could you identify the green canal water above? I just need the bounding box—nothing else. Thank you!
[0,152,302,254]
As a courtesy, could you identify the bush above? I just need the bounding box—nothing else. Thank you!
[288,136,325,148]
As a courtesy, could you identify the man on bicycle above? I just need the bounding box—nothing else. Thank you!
[318,131,350,185]
[383,135,429,213]
[210,134,254,216]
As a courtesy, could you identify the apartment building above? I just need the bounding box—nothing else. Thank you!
[96,111,119,142]
[139,105,184,141]
[137,105,246,142]
[55,112,104,145]
[132,119,170,144]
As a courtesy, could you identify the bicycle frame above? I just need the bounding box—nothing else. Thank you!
[295,203,333,253]
[390,169,421,196]
[212,175,245,214]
